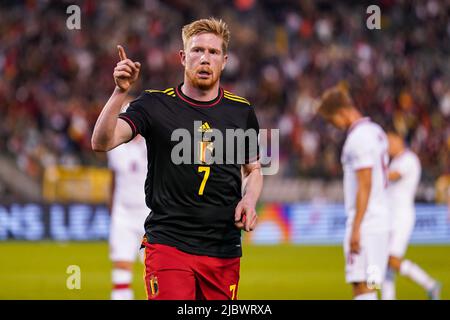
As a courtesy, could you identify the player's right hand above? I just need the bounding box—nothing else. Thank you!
[234,198,258,232]
[114,45,141,92]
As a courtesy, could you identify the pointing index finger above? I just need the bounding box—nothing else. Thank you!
[117,45,127,61]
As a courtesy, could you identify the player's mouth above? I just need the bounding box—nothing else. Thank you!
[197,69,212,79]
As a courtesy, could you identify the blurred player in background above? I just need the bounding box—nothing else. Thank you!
[318,84,390,300]
[107,121,148,300]
[382,130,441,300]
[91,18,262,300]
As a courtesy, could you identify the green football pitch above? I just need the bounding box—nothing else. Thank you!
[0,242,448,300]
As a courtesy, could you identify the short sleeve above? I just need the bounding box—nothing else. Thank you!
[394,158,411,177]
[392,153,419,178]
[118,92,152,139]
[245,106,260,164]
[350,135,376,170]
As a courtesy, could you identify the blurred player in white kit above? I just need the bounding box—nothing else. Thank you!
[381,130,441,300]
[318,84,390,300]
[108,130,148,300]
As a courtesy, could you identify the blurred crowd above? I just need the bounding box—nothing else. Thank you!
[1,0,449,187]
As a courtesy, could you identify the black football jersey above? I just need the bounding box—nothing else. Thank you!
[118,84,259,258]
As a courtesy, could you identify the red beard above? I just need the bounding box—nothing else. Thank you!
[186,67,220,90]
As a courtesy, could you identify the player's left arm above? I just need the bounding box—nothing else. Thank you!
[351,167,372,253]
[235,161,263,232]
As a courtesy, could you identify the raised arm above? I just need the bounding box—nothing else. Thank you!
[91,45,141,152]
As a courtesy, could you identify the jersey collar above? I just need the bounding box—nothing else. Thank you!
[348,117,371,134]
[175,83,223,107]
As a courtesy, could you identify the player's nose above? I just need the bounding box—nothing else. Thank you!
[200,53,210,64]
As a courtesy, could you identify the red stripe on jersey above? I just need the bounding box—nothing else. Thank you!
[118,115,137,136]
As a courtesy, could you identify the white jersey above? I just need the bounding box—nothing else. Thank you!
[108,136,148,262]
[387,150,421,218]
[107,136,148,211]
[341,118,390,234]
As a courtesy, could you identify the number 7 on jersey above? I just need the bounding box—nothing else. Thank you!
[198,166,210,195]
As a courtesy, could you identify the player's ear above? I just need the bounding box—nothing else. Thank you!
[221,53,228,71]
[180,50,186,67]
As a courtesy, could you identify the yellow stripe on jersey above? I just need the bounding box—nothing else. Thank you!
[224,93,250,104]
[224,94,251,105]
[145,88,175,97]
[224,91,250,104]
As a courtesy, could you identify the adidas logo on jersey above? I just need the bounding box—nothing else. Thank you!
[198,122,213,133]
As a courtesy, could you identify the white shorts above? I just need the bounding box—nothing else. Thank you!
[109,204,148,262]
[343,230,389,286]
[388,213,415,258]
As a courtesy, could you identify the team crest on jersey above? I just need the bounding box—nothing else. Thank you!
[198,122,215,165]
[149,274,159,298]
